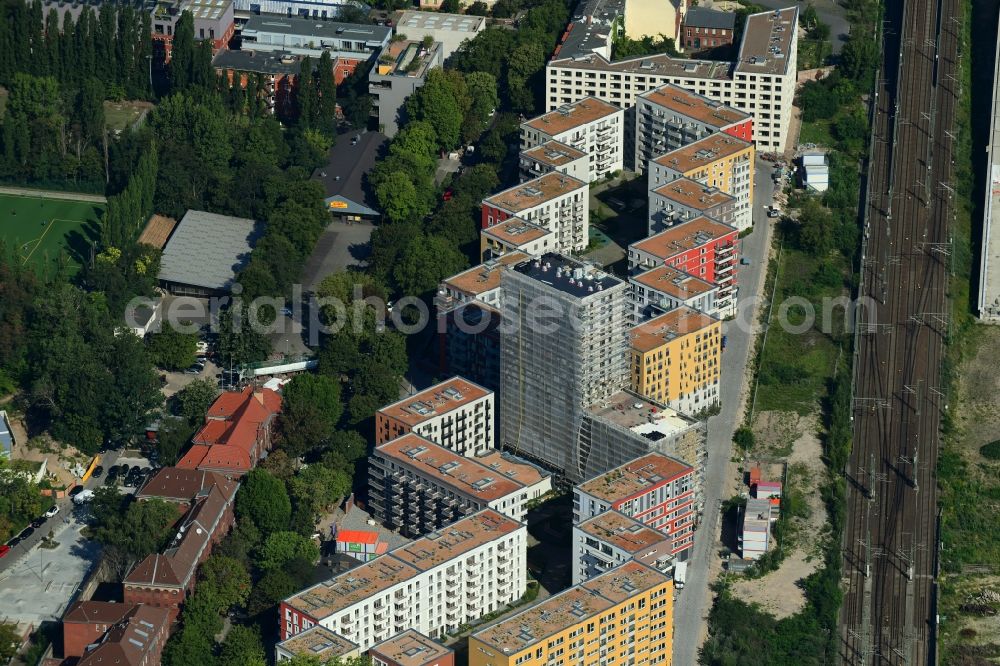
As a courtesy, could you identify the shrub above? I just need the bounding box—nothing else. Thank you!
[980,440,1000,460]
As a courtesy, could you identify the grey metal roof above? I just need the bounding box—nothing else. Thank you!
[683,7,737,31]
[158,211,262,290]
[242,15,391,43]
[313,131,387,217]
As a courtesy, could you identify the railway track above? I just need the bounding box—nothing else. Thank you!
[839,0,961,661]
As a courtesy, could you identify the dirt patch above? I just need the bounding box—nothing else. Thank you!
[956,326,1000,463]
[730,410,827,619]
[7,411,92,488]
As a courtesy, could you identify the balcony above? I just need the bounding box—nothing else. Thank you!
[716,244,735,256]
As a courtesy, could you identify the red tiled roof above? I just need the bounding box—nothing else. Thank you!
[336,530,379,545]
[137,467,238,503]
[193,387,281,453]
[125,553,182,587]
[176,443,253,474]
[64,601,134,626]
[77,604,171,666]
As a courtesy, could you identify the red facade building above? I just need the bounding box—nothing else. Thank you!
[124,471,237,621]
[176,386,281,477]
[64,603,171,666]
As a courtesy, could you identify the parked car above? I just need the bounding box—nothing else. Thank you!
[31,517,46,528]
[0,545,10,558]
[19,526,34,540]
[740,257,751,265]
[184,364,205,375]
[69,485,85,498]
[44,505,60,518]
[130,465,142,476]
[92,465,104,479]
[7,535,22,548]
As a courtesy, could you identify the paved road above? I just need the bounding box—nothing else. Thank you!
[0,449,127,576]
[0,185,107,203]
[753,0,851,55]
[301,220,375,293]
[672,159,778,665]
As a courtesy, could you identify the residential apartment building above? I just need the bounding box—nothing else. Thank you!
[681,8,736,54]
[579,389,706,487]
[369,40,444,137]
[469,561,673,666]
[481,173,589,253]
[624,0,683,45]
[481,217,557,260]
[376,376,493,455]
[520,97,625,181]
[648,176,737,234]
[519,141,589,183]
[574,452,698,557]
[275,625,360,662]
[629,264,719,322]
[124,472,238,620]
[232,0,355,20]
[433,253,528,391]
[499,254,629,480]
[628,216,739,316]
[649,133,754,230]
[420,0,496,10]
[628,307,722,413]
[240,16,391,64]
[370,629,456,666]
[572,510,675,584]
[214,50,308,116]
[396,11,486,59]
[176,386,282,477]
[152,0,236,59]
[634,82,751,174]
[740,497,773,560]
[280,510,527,648]
[546,7,800,154]
[368,433,551,535]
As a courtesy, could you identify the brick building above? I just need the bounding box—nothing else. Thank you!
[682,7,737,54]
[176,386,281,477]
[123,474,237,620]
[73,604,171,666]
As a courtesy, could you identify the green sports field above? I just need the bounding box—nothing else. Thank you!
[0,193,104,275]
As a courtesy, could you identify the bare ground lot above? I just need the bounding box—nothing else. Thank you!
[728,411,827,619]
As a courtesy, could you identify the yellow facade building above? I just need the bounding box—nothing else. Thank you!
[469,561,673,666]
[648,132,755,231]
[629,305,721,414]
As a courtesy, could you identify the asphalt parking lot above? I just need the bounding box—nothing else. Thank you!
[0,506,101,627]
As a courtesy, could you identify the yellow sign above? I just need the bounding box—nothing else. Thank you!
[328,200,349,209]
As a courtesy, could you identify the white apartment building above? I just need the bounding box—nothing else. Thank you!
[375,376,493,455]
[520,97,624,181]
[480,217,556,260]
[275,626,360,663]
[648,133,754,231]
[395,11,486,60]
[519,140,589,183]
[635,82,752,173]
[629,264,720,322]
[572,509,675,584]
[574,452,698,557]
[546,7,800,154]
[647,175,737,234]
[481,172,589,253]
[368,433,551,536]
[280,510,527,648]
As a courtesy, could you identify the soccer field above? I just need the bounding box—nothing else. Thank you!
[0,193,103,274]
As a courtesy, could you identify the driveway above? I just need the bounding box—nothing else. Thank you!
[671,157,779,665]
[753,0,851,54]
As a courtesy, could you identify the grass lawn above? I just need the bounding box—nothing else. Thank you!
[0,193,103,275]
[753,241,850,415]
[797,118,835,148]
[104,100,155,133]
